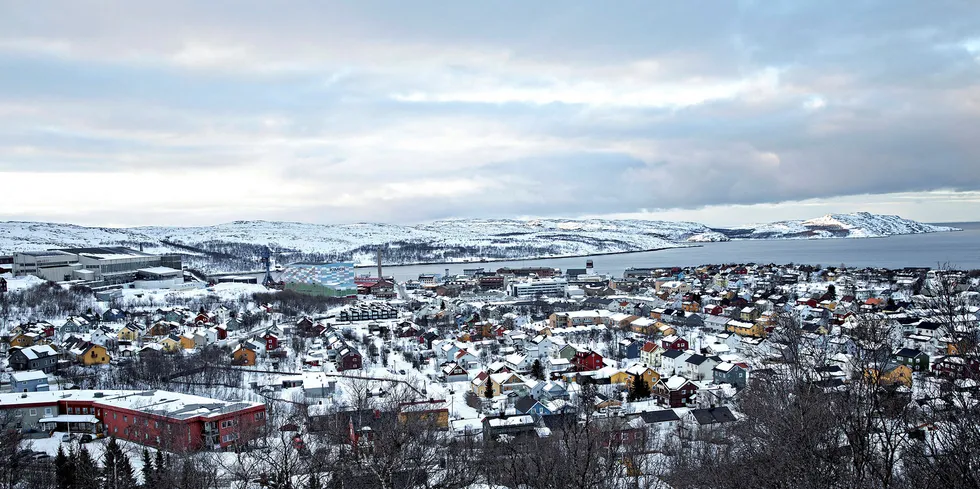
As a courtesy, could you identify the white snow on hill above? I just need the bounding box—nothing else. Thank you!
[0,212,960,266]
[729,212,960,240]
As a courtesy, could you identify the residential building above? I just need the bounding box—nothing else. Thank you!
[9,345,60,373]
[10,370,49,392]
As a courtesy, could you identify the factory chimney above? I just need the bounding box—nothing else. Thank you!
[376,249,383,279]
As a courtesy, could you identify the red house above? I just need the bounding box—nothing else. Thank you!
[796,298,819,308]
[703,305,723,316]
[573,350,604,372]
[264,333,279,351]
[337,346,362,371]
[213,325,228,340]
[655,376,698,408]
[194,312,216,325]
[661,336,689,352]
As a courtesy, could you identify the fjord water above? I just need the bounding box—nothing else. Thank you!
[358,222,980,281]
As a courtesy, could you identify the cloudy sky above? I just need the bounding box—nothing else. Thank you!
[2,1,979,227]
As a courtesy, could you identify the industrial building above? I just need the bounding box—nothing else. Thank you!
[12,247,182,286]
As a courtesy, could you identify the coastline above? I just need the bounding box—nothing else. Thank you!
[352,245,700,269]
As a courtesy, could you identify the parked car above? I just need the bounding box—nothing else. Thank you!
[80,434,94,444]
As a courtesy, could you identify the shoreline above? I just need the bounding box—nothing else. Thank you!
[352,245,700,269]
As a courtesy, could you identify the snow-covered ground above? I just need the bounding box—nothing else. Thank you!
[2,273,46,291]
[113,282,271,307]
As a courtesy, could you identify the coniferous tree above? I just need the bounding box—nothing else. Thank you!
[628,374,651,401]
[73,446,100,489]
[102,437,137,489]
[530,359,545,380]
[102,438,117,488]
[55,445,75,489]
[115,453,137,489]
[153,451,165,481]
[140,449,154,488]
[483,376,494,399]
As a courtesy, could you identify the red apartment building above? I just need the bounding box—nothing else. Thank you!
[0,389,265,452]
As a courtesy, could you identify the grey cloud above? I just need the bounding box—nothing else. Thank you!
[0,0,979,224]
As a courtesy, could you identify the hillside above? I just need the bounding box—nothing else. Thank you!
[715,212,960,240]
[0,212,959,270]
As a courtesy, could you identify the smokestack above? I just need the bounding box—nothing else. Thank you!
[377,249,383,279]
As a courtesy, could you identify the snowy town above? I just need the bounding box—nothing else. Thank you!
[1,246,979,488]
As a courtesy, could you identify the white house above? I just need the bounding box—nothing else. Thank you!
[640,341,663,367]
[660,349,690,377]
[504,353,530,372]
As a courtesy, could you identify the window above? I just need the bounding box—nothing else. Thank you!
[255,412,265,420]
[29,409,37,416]
[113,413,117,419]
[44,407,52,416]
[124,416,127,422]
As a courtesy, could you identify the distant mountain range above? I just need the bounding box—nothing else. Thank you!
[0,212,960,271]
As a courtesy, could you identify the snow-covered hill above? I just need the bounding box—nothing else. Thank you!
[0,212,960,269]
[717,212,960,239]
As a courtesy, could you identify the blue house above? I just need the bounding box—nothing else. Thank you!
[102,308,127,322]
[618,339,644,359]
[712,362,748,389]
[515,396,552,417]
[10,370,49,392]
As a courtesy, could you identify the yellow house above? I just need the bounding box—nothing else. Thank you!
[78,344,111,366]
[472,372,524,397]
[118,324,143,341]
[625,365,660,390]
[178,335,196,350]
[727,319,766,338]
[9,333,36,348]
[681,301,701,313]
[609,370,631,385]
[656,322,676,336]
[397,400,450,429]
[739,307,760,322]
[865,363,913,387]
[160,335,182,353]
[232,345,257,366]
